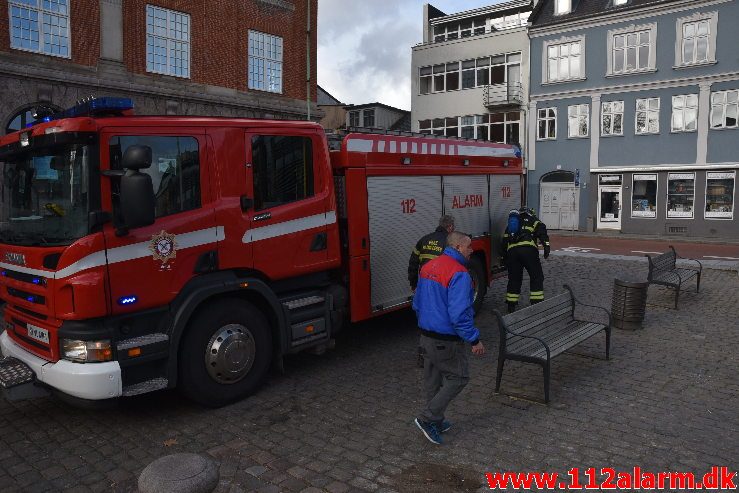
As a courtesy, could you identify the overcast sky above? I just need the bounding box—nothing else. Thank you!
[317,0,506,110]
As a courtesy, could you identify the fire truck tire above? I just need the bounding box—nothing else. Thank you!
[469,256,487,314]
[178,298,272,407]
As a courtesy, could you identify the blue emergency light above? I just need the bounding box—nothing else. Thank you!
[29,97,134,127]
[118,295,138,306]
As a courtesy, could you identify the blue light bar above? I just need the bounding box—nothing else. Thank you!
[56,97,134,119]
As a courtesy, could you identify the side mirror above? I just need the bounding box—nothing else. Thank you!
[122,145,152,170]
[120,170,155,231]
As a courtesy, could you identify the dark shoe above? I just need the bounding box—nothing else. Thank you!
[414,418,442,444]
[531,298,543,304]
[438,420,451,433]
[507,302,517,314]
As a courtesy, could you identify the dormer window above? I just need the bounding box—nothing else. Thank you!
[555,0,572,15]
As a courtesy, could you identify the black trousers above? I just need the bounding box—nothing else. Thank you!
[505,246,544,304]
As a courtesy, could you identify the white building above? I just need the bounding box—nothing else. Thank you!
[411,1,533,155]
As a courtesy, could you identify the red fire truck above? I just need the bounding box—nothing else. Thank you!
[0,98,522,406]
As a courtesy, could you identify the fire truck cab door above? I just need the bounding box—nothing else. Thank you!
[244,129,332,280]
[101,129,218,315]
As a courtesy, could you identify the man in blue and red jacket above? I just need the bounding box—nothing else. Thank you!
[412,231,486,445]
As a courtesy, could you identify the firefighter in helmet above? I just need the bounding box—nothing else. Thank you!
[501,207,550,313]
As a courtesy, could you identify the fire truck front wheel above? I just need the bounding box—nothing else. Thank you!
[469,256,487,314]
[179,299,272,407]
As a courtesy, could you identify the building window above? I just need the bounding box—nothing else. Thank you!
[423,117,458,136]
[419,66,432,94]
[635,97,660,135]
[423,62,459,92]
[555,0,572,15]
[110,136,201,218]
[9,0,69,57]
[567,104,589,138]
[363,109,375,128]
[607,23,656,76]
[348,111,360,127]
[675,12,718,67]
[490,112,521,144]
[544,38,583,83]
[601,101,624,136]
[146,5,190,78]
[710,90,739,129]
[667,172,695,218]
[632,174,657,218]
[537,107,557,140]
[705,171,735,219]
[671,94,698,132]
[252,135,314,211]
[249,30,283,93]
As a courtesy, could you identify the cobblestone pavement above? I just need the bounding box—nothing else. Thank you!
[0,256,737,492]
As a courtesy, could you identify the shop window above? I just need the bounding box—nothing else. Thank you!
[631,174,657,218]
[705,171,735,219]
[667,172,695,218]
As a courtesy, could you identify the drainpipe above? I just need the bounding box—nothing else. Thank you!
[306,0,311,120]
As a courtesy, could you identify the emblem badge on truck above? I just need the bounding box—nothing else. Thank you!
[3,252,26,266]
[149,231,178,270]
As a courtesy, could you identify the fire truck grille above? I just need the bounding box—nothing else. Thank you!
[0,269,48,286]
[7,288,46,305]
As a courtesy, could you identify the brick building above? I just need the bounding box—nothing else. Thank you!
[0,0,318,133]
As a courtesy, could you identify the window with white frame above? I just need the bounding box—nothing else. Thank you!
[545,40,583,83]
[363,109,375,128]
[635,97,660,134]
[568,104,589,138]
[146,5,190,77]
[607,24,656,76]
[667,172,695,218]
[555,0,572,15]
[671,94,698,132]
[9,0,69,57]
[349,111,360,127]
[418,117,459,136]
[248,30,283,93]
[537,107,557,140]
[710,90,739,129]
[601,101,624,136]
[632,174,657,218]
[419,66,432,94]
[676,12,718,67]
[705,171,735,219]
[491,112,521,144]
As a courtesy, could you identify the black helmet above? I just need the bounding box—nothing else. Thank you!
[519,206,536,216]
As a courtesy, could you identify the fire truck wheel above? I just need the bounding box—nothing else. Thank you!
[179,299,272,407]
[469,256,487,314]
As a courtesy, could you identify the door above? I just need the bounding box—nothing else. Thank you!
[101,129,218,316]
[245,130,333,281]
[598,185,622,230]
[540,182,579,230]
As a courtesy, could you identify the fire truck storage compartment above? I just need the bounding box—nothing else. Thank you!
[367,176,442,311]
[442,175,490,237]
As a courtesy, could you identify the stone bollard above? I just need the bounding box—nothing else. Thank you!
[138,453,219,493]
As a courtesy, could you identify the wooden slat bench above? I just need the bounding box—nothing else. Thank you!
[493,285,611,403]
[646,246,702,309]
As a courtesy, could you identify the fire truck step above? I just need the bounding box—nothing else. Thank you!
[122,377,169,397]
[0,356,35,389]
[282,295,325,311]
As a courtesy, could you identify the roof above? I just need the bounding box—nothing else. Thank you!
[429,0,532,25]
[317,85,343,105]
[530,0,682,29]
[343,102,410,114]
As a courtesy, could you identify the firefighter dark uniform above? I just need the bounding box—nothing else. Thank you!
[501,208,550,313]
[408,226,448,290]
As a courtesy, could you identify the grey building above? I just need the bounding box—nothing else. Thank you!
[411,1,533,153]
[528,0,739,238]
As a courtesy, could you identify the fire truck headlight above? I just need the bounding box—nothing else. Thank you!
[61,339,113,363]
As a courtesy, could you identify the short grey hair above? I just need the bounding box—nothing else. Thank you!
[446,231,470,248]
[438,215,455,230]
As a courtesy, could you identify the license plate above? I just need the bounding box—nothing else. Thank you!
[26,325,49,345]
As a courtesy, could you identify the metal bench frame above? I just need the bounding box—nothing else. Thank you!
[646,246,702,309]
[493,285,611,403]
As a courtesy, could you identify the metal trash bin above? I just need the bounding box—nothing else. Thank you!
[611,277,649,330]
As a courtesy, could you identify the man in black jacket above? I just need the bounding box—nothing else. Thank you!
[409,215,455,367]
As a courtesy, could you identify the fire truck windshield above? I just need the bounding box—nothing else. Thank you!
[0,142,95,246]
